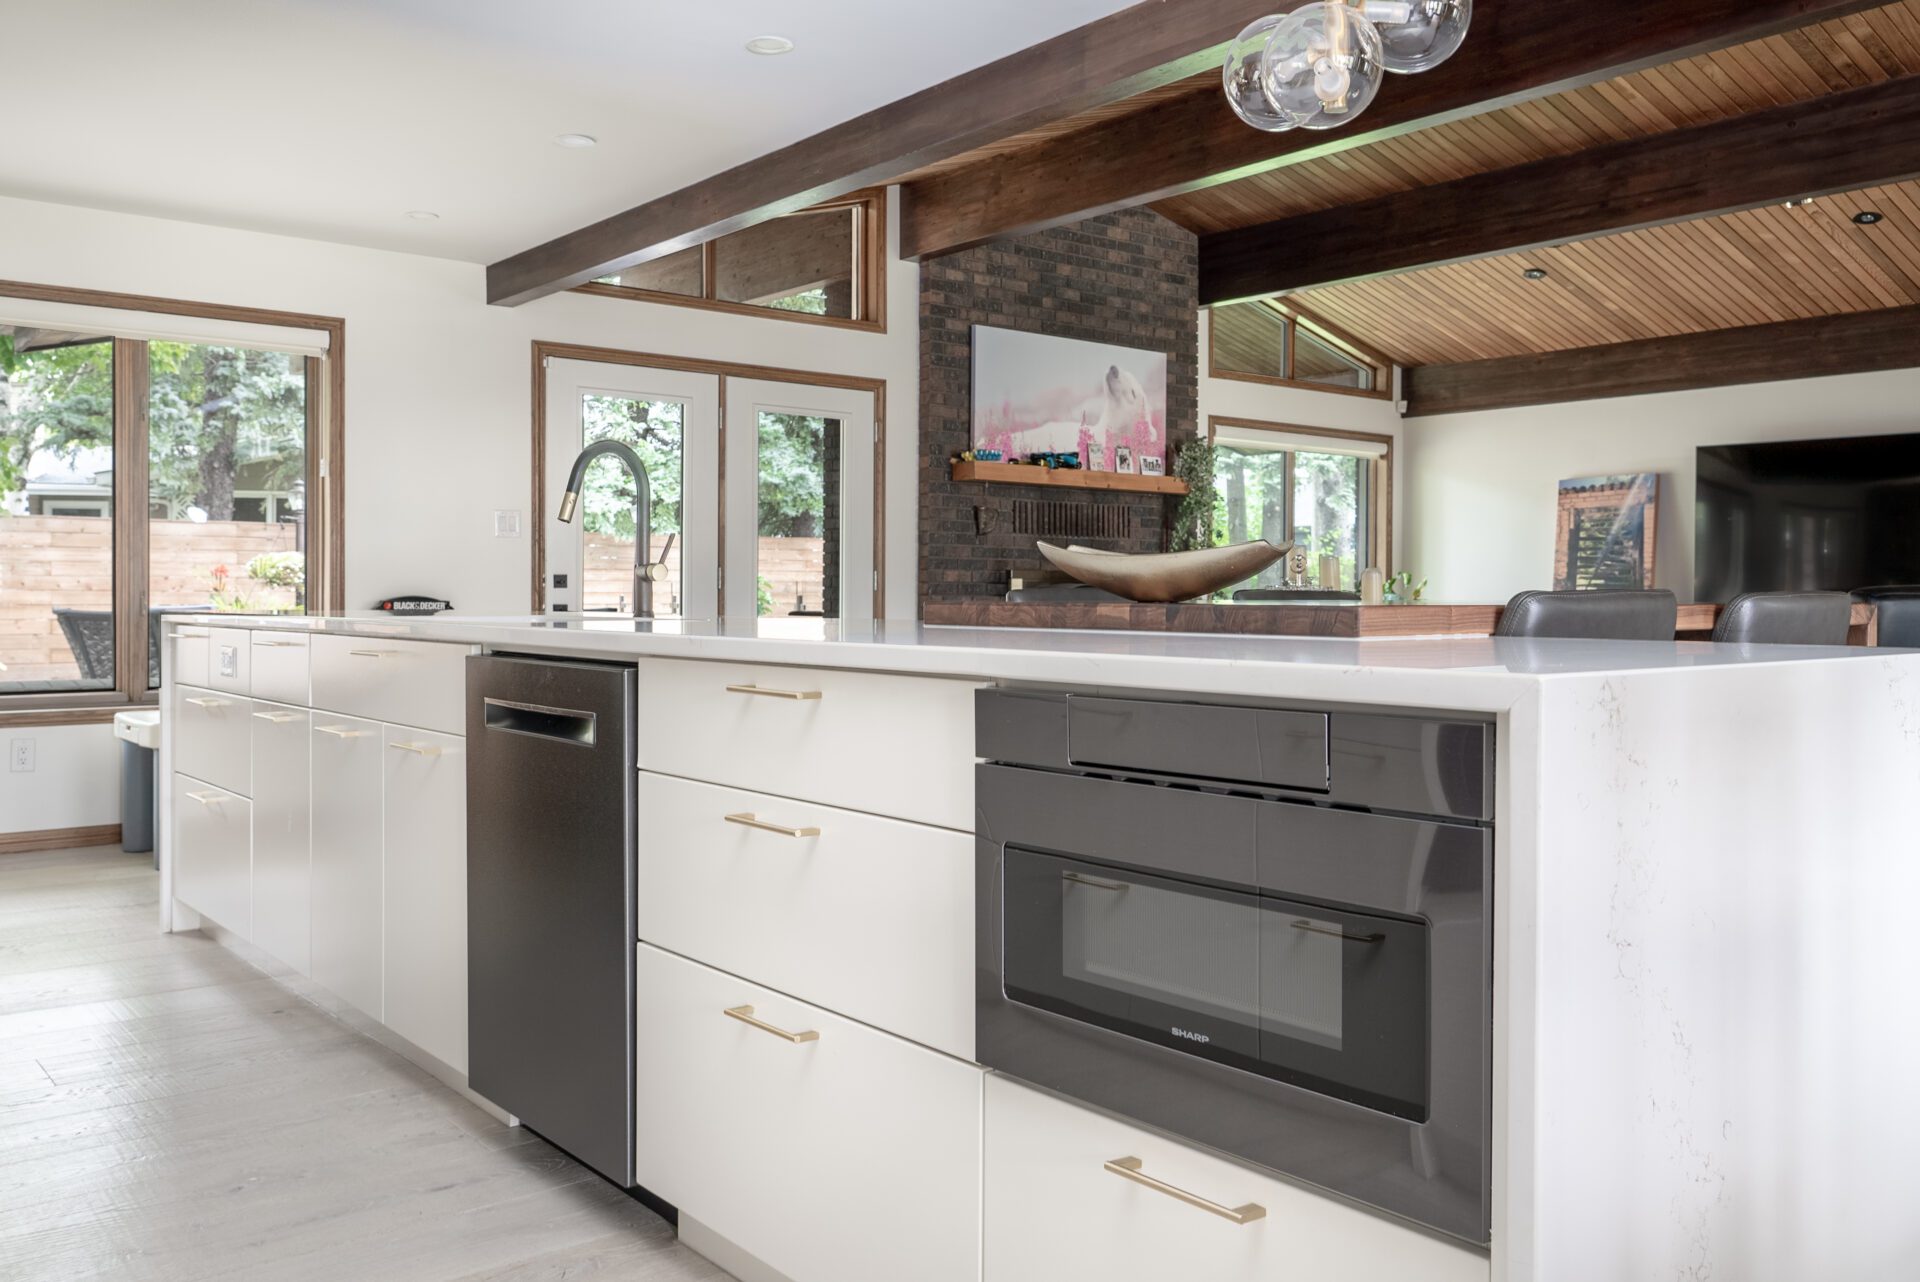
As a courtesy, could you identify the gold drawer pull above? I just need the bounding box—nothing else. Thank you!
[388,741,445,758]
[314,724,374,739]
[725,682,822,701]
[1103,1157,1266,1225]
[184,790,227,806]
[251,710,304,724]
[724,812,821,839]
[723,1005,819,1044]
[254,638,302,648]
[348,649,398,659]
[174,627,211,638]
[183,696,230,709]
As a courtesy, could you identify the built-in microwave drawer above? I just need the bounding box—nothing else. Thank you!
[1067,696,1328,792]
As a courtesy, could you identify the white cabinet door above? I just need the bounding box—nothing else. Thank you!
[382,726,467,1073]
[249,631,310,706]
[174,685,252,796]
[310,714,384,1020]
[249,702,311,975]
[173,776,251,935]
[983,1075,1490,1282]
[634,943,981,1282]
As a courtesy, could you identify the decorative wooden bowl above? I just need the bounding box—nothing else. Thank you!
[1036,540,1292,603]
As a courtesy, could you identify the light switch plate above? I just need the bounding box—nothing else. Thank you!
[494,509,522,537]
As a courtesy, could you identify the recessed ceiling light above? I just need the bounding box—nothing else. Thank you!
[1853,210,1885,226]
[1783,196,1815,210]
[555,133,598,149]
[405,210,440,222]
[745,35,794,55]
[1522,267,1548,281]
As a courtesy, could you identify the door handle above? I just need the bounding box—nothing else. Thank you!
[724,683,822,701]
[1289,919,1385,944]
[723,1005,819,1044]
[184,790,227,806]
[1102,1157,1266,1224]
[387,741,447,758]
[314,724,373,739]
[183,696,230,709]
[724,812,821,839]
[251,710,304,724]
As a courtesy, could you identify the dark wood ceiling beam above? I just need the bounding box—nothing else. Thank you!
[1402,304,1920,417]
[899,0,1886,261]
[1200,74,1920,304]
[484,0,1270,306]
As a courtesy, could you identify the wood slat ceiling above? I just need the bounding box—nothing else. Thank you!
[1290,179,1920,364]
[1155,0,1920,234]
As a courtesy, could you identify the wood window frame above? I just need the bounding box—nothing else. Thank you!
[570,189,888,334]
[529,339,887,620]
[0,280,344,726]
[1208,298,1395,402]
[1205,415,1394,576]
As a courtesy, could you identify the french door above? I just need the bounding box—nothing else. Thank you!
[542,359,875,623]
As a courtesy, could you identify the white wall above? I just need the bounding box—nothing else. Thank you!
[0,191,921,619]
[1196,309,1406,572]
[0,723,120,833]
[1401,369,1920,603]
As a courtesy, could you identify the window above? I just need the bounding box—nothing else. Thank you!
[1209,300,1390,398]
[1208,418,1392,598]
[0,291,339,710]
[579,190,885,331]
[755,410,840,618]
[580,393,684,617]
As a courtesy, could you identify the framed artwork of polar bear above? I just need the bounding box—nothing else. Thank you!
[970,325,1168,474]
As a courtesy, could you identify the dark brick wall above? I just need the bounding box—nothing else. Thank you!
[918,207,1199,608]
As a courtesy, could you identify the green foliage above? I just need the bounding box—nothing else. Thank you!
[581,396,683,539]
[246,551,305,589]
[756,414,830,536]
[1386,571,1428,604]
[757,575,775,617]
[767,288,829,316]
[1170,439,1215,553]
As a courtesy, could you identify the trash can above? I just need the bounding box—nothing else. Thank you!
[113,710,161,861]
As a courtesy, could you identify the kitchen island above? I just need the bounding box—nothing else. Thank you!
[157,614,1920,1282]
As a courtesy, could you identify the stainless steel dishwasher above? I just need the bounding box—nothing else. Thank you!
[466,653,637,1187]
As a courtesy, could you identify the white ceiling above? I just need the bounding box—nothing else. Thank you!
[0,0,1141,263]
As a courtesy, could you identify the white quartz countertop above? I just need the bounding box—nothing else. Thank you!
[170,612,1903,715]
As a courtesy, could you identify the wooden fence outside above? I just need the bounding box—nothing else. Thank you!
[582,532,826,616]
[0,515,298,683]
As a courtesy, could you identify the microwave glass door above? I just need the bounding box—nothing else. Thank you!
[1001,848,1430,1120]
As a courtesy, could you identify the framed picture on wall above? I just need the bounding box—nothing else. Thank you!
[1554,473,1660,589]
[970,325,1168,473]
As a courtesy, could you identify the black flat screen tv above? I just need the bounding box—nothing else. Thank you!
[1695,432,1920,601]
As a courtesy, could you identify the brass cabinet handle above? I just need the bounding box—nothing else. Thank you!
[724,1005,819,1044]
[724,812,821,839]
[388,741,446,758]
[1289,919,1385,944]
[251,710,304,724]
[183,696,230,709]
[348,649,398,659]
[314,724,373,739]
[724,683,822,701]
[174,628,211,638]
[184,790,227,806]
[1103,1157,1266,1225]
[254,638,303,648]
[1062,871,1129,892]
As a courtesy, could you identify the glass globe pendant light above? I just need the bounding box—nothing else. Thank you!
[1359,0,1472,74]
[1260,2,1387,131]
[1222,15,1298,132]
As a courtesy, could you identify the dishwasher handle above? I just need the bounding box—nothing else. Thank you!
[483,697,598,746]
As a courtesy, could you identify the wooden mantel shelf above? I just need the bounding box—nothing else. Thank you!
[950,459,1187,496]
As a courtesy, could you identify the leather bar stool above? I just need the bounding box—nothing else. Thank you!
[1710,591,1852,645]
[1493,588,1678,641]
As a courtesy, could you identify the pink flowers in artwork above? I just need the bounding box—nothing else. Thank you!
[971,327,1169,470]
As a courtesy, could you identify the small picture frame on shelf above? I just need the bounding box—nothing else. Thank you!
[1115,446,1135,474]
[1140,455,1165,477]
[1085,448,1107,472]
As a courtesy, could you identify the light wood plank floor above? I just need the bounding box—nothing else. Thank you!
[0,846,732,1282]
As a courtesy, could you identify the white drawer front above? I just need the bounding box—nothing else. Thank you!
[249,631,310,705]
[174,775,251,936]
[638,772,973,1058]
[310,635,472,734]
[249,702,311,976]
[635,943,981,1282]
[174,685,252,796]
[206,626,253,695]
[310,714,386,1022]
[383,727,468,1074]
[636,658,979,830]
[983,1076,1489,1282]
[167,623,211,689]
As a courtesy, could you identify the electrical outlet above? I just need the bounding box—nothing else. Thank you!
[9,738,33,773]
